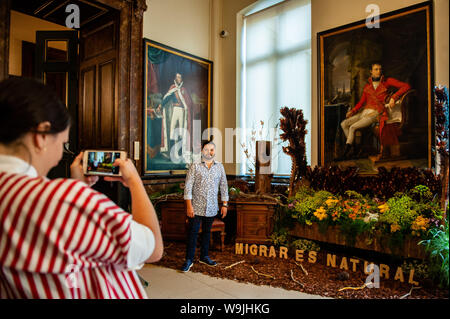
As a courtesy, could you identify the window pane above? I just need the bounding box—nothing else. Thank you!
[277,50,312,167]
[241,0,312,175]
[246,17,276,62]
[277,3,311,52]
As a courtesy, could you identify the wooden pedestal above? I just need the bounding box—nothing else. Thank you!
[236,200,277,244]
[159,199,187,241]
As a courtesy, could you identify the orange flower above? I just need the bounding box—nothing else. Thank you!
[411,216,429,235]
[378,203,389,213]
[390,224,401,233]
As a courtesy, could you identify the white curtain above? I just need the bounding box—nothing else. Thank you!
[239,0,311,175]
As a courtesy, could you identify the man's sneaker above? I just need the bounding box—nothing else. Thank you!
[199,256,217,267]
[181,260,194,272]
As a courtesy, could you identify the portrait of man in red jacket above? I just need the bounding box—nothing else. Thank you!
[339,63,410,160]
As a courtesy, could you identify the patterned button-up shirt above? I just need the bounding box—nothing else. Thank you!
[184,160,229,217]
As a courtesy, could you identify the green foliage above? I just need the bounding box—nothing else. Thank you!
[291,239,320,252]
[401,259,430,280]
[379,195,418,231]
[339,218,373,246]
[419,217,449,288]
[228,186,241,197]
[344,190,365,200]
[269,229,290,247]
[291,187,333,225]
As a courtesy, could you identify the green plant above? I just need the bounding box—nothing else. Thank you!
[339,218,373,246]
[379,195,418,232]
[401,259,430,280]
[419,218,449,288]
[291,239,320,252]
[229,186,241,198]
[269,229,290,247]
[290,188,334,225]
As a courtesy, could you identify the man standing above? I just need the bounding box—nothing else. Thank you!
[162,73,193,157]
[339,63,410,159]
[181,141,229,272]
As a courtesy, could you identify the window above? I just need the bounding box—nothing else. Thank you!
[238,0,311,176]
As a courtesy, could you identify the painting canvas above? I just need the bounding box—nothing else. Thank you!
[318,1,434,174]
[143,39,213,174]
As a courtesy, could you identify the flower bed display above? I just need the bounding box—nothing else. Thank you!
[280,185,445,260]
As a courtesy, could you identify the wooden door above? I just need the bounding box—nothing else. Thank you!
[79,12,123,204]
[79,12,119,150]
[35,30,78,179]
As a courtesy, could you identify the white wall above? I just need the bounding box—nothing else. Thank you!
[143,0,212,60]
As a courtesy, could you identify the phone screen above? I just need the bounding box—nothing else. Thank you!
[86,151,121,175]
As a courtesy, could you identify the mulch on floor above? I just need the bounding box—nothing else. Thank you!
[154,241,449,299]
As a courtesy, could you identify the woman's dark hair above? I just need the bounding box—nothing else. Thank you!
[0,77,71,144]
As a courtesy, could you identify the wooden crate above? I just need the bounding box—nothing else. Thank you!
[236,200,277,244]
[289,223,427,259]
[159,199,187,241]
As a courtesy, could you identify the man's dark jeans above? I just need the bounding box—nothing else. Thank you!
[185,215,215,261]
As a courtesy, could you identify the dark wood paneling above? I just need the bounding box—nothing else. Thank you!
[80,66,96,148]
[81,22,116,61]
[98,60,115,148]
[0,0,11,80]
[79,11,118,151]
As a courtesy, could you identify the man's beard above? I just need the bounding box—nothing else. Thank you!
[202,154,215,161]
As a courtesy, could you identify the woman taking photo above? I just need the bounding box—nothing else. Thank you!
[0,77,163,299]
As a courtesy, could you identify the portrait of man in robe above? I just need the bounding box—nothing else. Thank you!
[144,40,213,174]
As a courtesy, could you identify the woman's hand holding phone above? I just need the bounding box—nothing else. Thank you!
[70,152,99,187]
[103,158,142,188]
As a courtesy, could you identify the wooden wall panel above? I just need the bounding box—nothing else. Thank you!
[98,60,115,148]
[80,67,96,149]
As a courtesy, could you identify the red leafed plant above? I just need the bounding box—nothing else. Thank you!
[279,107,308,197]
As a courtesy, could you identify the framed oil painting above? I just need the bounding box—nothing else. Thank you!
[143,39,213,174]
[318,1,434,174]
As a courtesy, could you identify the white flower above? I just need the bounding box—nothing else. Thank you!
[364,212,379,223]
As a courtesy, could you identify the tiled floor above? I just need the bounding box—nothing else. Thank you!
[137,264,328,299]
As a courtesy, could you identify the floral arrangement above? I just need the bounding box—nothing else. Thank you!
[286,185,444,247]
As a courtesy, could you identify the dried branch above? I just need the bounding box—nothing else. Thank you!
[290,270,304,287]
[338,282,370,292]
[250,266,275,279]
[224,260,245,270]
[399,286,422,299]
[295,262,309,276]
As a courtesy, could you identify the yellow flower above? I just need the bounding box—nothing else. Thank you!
[378,203,389,213]
[325,198,339,206]
[411,216,429,234]
[390,224,401,233]
[314,206,327,221]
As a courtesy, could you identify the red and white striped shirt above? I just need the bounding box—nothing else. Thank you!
[0,155,152,299]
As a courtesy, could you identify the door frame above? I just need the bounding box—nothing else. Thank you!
[0,0,147,174]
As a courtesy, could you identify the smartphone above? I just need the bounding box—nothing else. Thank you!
[83,150,127,176]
